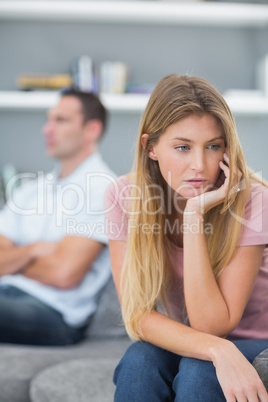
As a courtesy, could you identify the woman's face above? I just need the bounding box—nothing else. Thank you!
[146,113,226,201]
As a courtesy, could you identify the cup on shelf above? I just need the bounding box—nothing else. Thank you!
[99,62,128,94]
[71,55,96,92]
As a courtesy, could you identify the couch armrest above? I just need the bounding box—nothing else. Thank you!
[252,348,268,391]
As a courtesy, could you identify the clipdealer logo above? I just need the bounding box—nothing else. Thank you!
[5,171,117,227]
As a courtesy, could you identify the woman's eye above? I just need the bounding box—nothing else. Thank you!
[208,144,221,150]
[175,145,189,152]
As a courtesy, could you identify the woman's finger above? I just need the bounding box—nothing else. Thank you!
[219,161,230,190]
[223,152,242,187]
[257,385,268,402]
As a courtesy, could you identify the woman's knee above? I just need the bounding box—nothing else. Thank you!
[114,342,180,402]
[173,357,225,402]
[114,341,179,381]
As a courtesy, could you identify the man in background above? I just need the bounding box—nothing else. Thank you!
[0,89,115,345]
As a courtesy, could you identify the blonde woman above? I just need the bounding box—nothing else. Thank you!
[105,74,268,401]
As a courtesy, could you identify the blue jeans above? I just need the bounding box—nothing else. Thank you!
[0,286,87,346]
[114,339,268,401]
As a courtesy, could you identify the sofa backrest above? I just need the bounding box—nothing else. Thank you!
[86,276,127,339]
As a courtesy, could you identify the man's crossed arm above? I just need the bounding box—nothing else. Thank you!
[0,235,105,289]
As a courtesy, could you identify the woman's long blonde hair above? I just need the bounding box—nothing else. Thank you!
[121,74,265,340]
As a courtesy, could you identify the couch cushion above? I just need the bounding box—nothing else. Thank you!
[0,337,131,402]
[29,358,118,402]
[0,277,128,402]
[252,348,268,391]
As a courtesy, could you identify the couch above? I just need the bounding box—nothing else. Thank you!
[0,277,267,402]
[0,277,131,402]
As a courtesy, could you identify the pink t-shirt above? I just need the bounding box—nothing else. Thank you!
[105,175,268,340]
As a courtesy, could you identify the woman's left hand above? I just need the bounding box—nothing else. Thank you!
[184,153,242,217]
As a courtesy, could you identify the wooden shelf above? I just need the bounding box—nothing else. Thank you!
[0,1,268,27]
[1,91,268,116]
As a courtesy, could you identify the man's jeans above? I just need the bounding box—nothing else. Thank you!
[114,339,268,401]
[0,286,87,346]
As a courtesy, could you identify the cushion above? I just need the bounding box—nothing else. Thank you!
[0,275,129,402]
[0,337,131,402]
[29,358,118,402]
[252,348,268,391]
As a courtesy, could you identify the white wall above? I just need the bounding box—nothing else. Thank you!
[0,3,268,178]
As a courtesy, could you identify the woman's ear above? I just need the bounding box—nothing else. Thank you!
[141,134,158,161]
[141,133,148,149]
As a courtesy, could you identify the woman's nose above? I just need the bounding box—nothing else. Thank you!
[190,151,205,172]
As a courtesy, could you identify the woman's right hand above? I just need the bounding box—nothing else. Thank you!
[212,340,268,401]
[184,153,242,218]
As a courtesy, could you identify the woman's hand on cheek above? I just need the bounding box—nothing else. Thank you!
[184,153,241,217]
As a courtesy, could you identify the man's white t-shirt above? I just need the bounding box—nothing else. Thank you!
[0,153,116,327]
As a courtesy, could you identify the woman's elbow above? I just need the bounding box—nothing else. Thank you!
[189,317,239,338]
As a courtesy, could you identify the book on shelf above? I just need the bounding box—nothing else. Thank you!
[17,74,73,90]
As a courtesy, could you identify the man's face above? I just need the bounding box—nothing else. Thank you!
[43,96,86,160]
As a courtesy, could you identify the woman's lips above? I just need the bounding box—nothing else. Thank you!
[184,180,207,187]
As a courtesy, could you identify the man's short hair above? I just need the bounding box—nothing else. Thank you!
[61,88,107,137]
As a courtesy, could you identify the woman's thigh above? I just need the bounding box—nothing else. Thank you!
[173,339,268,402]
[114,338,268,402]
[232,339,268,363]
